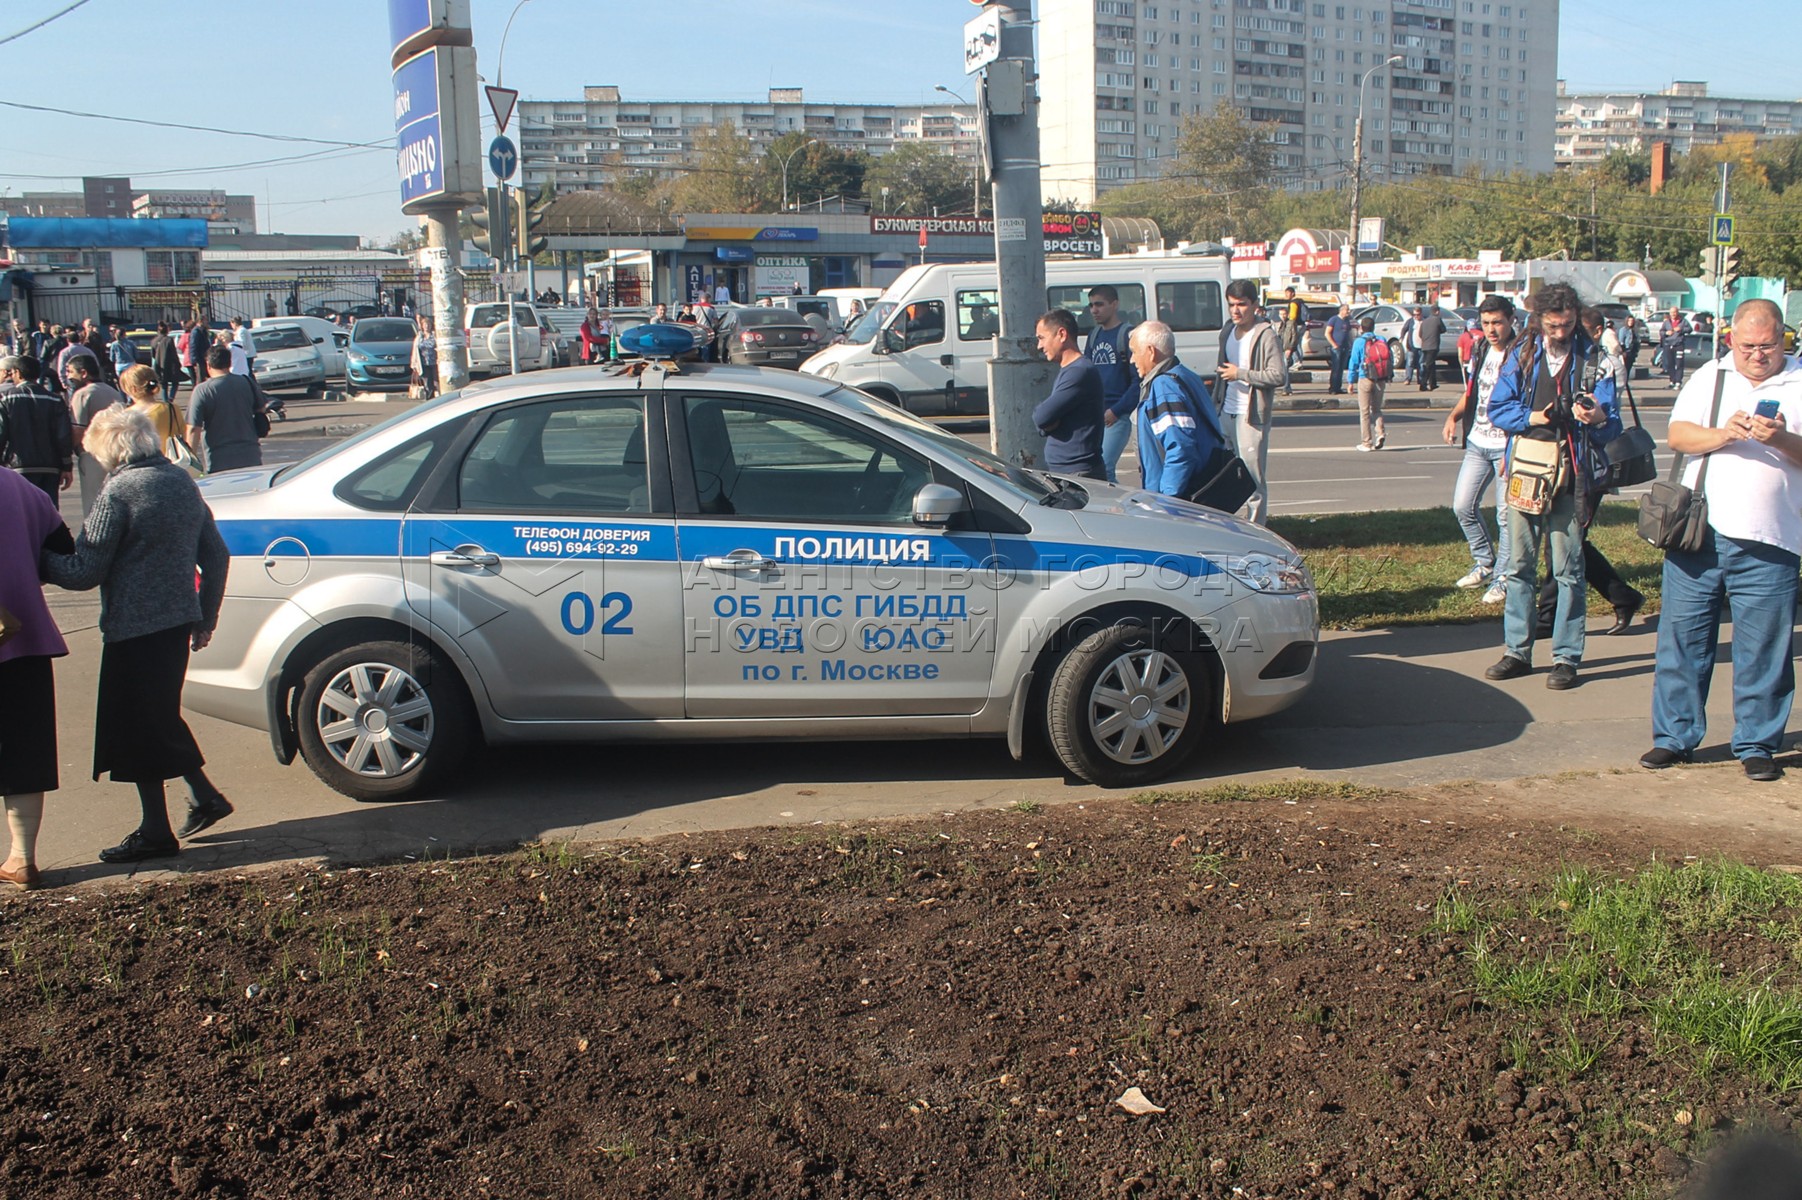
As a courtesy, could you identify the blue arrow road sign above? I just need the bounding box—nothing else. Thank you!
[488,135,518,182]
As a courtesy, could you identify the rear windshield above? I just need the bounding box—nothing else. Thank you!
[734,309,808,327]
[353,320,417,343]
[251,327,310,351]
[470,305,538,329]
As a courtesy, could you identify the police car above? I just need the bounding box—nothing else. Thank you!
[187,346,1318,801]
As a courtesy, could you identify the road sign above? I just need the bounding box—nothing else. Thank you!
[488,135,518,182]
[963,7,1001,74]
[1713,213,1735,245]
[485,85,519,134]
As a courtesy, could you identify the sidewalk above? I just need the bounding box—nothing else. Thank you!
[1272,365,1679,411]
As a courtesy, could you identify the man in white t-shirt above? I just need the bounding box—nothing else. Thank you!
[1642,299,1802,782]
[1442,296,1517,604]
[713,280,732,305]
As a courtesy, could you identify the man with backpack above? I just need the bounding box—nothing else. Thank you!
[1481,284,1622,691]
[1086,285,1139,484]
[1346,316,1391,451]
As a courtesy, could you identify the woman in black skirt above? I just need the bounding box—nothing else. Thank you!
[0,467,73,889]
[39,406,233,864]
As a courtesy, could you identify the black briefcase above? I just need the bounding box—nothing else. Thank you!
[1187,447,1258,514]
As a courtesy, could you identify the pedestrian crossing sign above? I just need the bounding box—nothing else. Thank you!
[1712,213,1735,245]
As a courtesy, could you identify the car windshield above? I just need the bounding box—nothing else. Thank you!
[251,327,310,351]
[353,320,417,344]
[271,391,462,485]
[842,301,895,345]
[827,385,1055,505]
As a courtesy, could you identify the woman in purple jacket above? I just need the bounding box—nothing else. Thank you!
[0,466,73,889]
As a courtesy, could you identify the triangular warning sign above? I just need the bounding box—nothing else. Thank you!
[485,85,519,134]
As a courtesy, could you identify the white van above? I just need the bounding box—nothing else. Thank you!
[800,255,1231,417]
[253,316,347,378]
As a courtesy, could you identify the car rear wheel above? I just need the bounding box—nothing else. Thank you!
[296,640,474,801]
[1046,619,1211,788]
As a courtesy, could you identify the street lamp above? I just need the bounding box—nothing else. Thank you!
[496,0,533,89]
[1346,54,1403,301]
[777,137,821,212]
[934,84,984,217]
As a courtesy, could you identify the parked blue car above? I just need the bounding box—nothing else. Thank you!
[344,318,417,392]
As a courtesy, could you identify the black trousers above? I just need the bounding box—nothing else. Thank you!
[1534,493,1642,632]
[1419,350,1440,390]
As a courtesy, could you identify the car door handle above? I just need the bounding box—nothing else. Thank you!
[701,549,774,571]
[429,546,500,568]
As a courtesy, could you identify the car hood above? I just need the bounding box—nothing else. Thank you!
[1066,485,1307,565]
[798,341,861,373]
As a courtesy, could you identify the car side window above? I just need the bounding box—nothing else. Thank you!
[1155,281,1224,332]
[956,289,1000,341]
[1045,285,1146,336]
[893,301,945,349]
[682,396,931,525]
[459,396,651,514]
[336,429,455,512]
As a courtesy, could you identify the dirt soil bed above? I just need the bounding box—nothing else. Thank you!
[2,781,1798,1199]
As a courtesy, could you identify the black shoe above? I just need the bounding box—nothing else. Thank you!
[176,796,234,839]
[1639,747,1692,769]
[1545,662,1579,690]
[1605,598,1642,636]
[98,830,180,864]
[1744,756,1783,782]
[1484,656,1532,681]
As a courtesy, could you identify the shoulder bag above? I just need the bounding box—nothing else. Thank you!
[1170,374,1257,514]
[1637,368,1728,552]
[1604,369,1657,489]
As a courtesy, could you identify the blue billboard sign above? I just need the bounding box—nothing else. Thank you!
[714,246,755,263]
[394,49,445,209]
[388,0,433,49]
[755,227,818,242]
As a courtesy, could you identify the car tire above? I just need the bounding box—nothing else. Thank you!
[1046,617,1211,788]
[296,639,475,801]
[303,382,323,399]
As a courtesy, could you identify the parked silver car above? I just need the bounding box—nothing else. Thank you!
[186,362,1320,800]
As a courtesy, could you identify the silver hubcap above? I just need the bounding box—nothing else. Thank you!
[316,662,434,779]
[1087,649,1191,766]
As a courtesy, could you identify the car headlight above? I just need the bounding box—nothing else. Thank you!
[812,360,838,378]
[1222,552,1313,595]
[346,349,370,363]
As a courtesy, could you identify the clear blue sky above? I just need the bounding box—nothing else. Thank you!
[0,0,1795,243]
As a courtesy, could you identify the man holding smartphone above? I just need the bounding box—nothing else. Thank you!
[1482,284,1621,691]
[1642,299,1802,782]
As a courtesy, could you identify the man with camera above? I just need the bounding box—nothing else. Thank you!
[1641,299,1802,782]
[1481,284,1621,691]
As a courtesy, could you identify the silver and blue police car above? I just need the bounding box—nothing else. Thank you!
[186,341,1318,801]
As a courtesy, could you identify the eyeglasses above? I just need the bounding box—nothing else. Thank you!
[1736,342,1783,355]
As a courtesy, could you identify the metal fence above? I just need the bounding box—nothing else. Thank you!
[5,272,437,332]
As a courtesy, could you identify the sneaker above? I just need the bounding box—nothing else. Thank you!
[1455,566,1492,589]
[98,830,181,864]
[1744,756,1783,782]
[177,795,235,840]
[1481,582,1507,604]
[1373,435,1386,450]
[1545,662,1579,690]
[1356,443,1374,452]
[1484,656,1531,681]
[1639,747,1692,770]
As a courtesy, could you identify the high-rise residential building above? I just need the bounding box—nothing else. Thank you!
[517,87,979,199]
[131,189,259,232]
[1554,82,1802,166]
[1039,0,1559,204]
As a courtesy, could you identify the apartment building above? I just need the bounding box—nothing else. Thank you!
[1554,81,1801,166]
[516,87,979,196]
[1040,0,1559,204]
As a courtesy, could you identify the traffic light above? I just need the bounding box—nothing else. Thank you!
[1720,245,1741,295]
[1697,247,1717,287]
[470,186,511,267]
[514,190,549,262]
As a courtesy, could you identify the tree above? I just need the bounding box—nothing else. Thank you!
[1164,102,1280,241]
[671,122,772,213]
[866,142,974,216]
[764,133,869,211]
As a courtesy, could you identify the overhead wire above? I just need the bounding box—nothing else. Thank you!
[0,0,92,48]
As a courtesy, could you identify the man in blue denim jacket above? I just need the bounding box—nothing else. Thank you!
[1481,283,1621,690]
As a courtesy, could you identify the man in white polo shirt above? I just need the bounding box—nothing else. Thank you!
[1641,299,1802,782]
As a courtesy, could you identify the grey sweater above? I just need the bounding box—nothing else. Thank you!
[41,456,229,643]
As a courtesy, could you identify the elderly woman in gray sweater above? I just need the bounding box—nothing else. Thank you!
[40,406,234,864]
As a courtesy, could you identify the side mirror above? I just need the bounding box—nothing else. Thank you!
[912,483,966,527]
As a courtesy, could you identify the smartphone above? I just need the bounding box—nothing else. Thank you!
[1756,399,1782,421]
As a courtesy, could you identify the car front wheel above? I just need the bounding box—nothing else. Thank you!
[1046,619,1211,788]
[296,640,474,801]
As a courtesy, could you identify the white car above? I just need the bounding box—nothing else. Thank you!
[246,325,327,396]
[464,301,550,377]
[186,359,1319,801]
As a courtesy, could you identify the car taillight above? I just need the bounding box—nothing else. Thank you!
[742,330,763,344]
[801,329,819,343]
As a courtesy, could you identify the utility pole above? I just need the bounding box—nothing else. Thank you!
[1346,57,1401,303]
[1588,178,1598,260]
[982,1,1052,469]
[1711,161,1731,361]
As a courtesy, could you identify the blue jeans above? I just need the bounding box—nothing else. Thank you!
[1405,347,1422,382]
[160,381,178,403]
[1502,489,1585,666]
[1452,443,1510,577]
[1101,410,1133,484]
[1651,530,1799,760]
[1328,346,1349,393]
